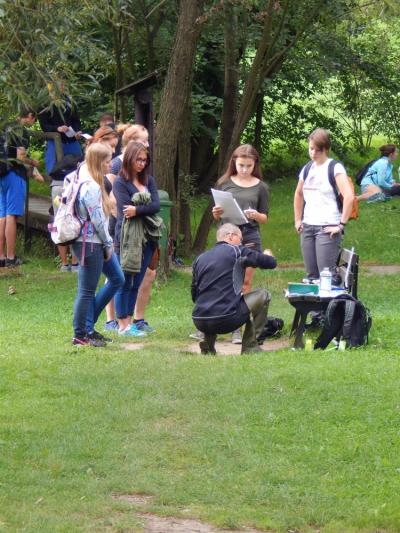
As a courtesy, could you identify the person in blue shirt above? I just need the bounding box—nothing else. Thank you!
[358,144,400,202]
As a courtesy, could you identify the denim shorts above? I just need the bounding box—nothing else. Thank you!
[240,225,262,252]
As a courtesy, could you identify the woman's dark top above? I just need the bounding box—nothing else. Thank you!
[219,179,268,230]
[112,174,160,253]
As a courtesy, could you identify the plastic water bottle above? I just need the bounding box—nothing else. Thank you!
[319,267,332,295]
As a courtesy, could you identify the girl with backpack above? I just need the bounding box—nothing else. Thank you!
[71,143,124,347]
[293,128,354,281]
[357,144,399,203]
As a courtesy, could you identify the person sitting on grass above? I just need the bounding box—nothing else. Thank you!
[357,144,400,203]
[191,223,277,355]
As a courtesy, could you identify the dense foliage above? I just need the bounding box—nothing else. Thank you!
[1,0,399,249]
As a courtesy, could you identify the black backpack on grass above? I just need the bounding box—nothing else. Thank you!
[355,159,377,186]
[257,317,284,344]
[314,294,371,350]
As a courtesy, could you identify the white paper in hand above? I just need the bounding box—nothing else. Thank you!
[211,188,248,225]
[65,126,76,138]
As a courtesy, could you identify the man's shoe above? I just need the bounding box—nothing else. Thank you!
[60,264,71,272]
[135,320,156,333]
[231,329,242,344]
[104,320,119,331]
[0,259,5,268]
[199,340,217,355]
[88,330,113,343]
[5,256,23,267]
[189,330,205,341]
[72,336,107,347]
[70,264,79,272]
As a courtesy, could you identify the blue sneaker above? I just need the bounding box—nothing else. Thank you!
[119,324,147,337]
[135,320,156,333]
[104,320,119,331]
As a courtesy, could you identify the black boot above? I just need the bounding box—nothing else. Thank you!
[199,333,217,355]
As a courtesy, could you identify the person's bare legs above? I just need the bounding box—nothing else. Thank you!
[58,244,69,267]
[105,298,116,322]
[5,215,18,258]
[357,184,382,201]
[0,217,6,259]
[134,268,156,320]
[242,267,254,294]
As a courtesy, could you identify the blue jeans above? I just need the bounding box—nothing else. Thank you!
[115,241,154,319]
[71,242,104,338]
[86,252,125,333]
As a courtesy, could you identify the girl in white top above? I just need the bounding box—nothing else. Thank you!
[293,128,354,280]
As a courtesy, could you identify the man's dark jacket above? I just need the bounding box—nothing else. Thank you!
[38,98,81,144]
[191,241,276,321]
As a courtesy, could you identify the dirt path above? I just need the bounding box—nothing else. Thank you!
[113,495,270,533]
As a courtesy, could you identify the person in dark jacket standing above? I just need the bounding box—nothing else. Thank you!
[191,223,277,355]
[38,86,82,173]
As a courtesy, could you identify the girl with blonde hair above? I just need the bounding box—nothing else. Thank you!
[71,143,124,347]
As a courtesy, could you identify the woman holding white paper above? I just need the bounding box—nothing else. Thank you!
[212,144,269,289]
[211,144,269,345]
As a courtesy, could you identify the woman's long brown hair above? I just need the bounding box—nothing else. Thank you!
[217,144,263,186]
[120,141,150,185]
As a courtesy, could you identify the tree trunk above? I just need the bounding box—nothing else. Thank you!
[219,2,239,172]
[254,93,264,154]
[154,0,205,197]
[192,0,322,252]
[178,101,193,255]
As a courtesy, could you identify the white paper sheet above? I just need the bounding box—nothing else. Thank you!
[65,126,76,138]
[211,188,248,225]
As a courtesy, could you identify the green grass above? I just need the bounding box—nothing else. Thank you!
[1,173,400,532]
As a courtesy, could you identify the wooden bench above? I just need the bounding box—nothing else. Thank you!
[288,248,359,348]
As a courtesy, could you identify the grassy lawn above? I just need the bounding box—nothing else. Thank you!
[1,178,400,532]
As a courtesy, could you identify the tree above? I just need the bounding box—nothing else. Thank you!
[153,0,206,202]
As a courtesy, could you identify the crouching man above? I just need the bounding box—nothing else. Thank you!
[191,223,277,355]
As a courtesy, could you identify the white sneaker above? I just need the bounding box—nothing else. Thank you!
[231,329,242,344]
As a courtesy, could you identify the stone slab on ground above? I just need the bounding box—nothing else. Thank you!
[120,342,145,351]
[186,338,289,356]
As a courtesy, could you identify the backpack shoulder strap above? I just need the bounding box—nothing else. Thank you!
[328,159,343,212]
[301,161,313,182]
[342,298,357,342]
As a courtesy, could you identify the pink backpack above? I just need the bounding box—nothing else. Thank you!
[48,169,91,245]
